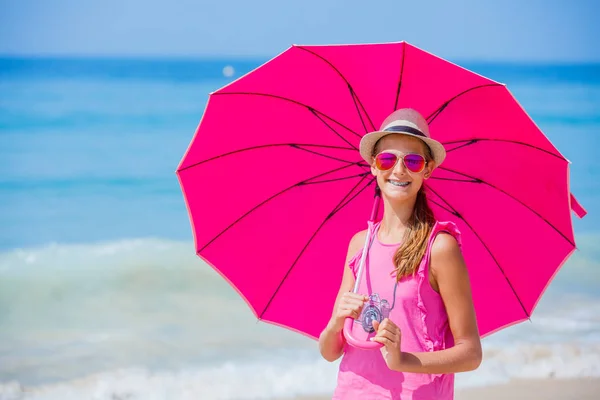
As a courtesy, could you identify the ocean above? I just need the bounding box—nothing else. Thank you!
[0,57,599,399]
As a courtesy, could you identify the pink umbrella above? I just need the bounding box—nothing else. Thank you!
[176,42,586,343]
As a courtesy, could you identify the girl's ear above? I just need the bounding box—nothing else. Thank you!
[424,160,435,179]
[370,158,378,176]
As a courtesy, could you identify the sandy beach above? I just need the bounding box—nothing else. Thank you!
[454,378,600,400]
[286,378,600,399]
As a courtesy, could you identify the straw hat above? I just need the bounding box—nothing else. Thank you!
[359,108,446,167]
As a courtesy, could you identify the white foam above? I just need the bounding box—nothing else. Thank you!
[0,359,340,400]
[460,342,600,389]
[0,238,198,275]
[1,341,600,400]
[1,238,599,397]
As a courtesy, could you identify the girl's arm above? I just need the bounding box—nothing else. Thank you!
[318,230,366,362]
[394,232,483,373]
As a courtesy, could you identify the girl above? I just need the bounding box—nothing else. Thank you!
[318,108,482,399]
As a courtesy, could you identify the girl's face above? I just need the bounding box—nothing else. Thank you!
[370,134,435,202]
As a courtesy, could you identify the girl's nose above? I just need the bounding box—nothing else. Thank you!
[393,156,407,174]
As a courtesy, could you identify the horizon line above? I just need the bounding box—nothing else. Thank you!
[1,52,599,66]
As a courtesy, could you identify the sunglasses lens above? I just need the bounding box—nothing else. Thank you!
[375,153,398,170]
[404,154,426,172]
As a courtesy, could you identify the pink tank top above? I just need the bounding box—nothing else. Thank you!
[333,221,461,400]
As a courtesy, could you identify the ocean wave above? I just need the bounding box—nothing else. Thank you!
[1,341,599,400]
[0,238,259,323]
[2,233,597,280]
[0,238,201,275]
[460,342,600,387]
[1,238,599,390]
[0,238,315,386]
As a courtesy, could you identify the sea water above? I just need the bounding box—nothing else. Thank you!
[1,58,599,399]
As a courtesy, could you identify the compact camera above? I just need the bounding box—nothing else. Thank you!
[356,293,390,333]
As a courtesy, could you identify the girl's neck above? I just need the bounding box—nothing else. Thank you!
[378,196,416,243]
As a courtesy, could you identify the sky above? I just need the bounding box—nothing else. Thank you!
[1,0,599,61]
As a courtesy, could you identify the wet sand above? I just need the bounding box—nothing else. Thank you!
[284,378,600,399]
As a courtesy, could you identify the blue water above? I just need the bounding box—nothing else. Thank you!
[0,58,599,398]
[1,58,598,250]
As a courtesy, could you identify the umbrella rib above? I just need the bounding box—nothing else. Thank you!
[297,46,376,132]
[428,197,457,215]
[394,41,407,111]
[425,184,530,319]
[430,176,476,183]
[196,162,364,253]
[426,84,503,124]
[443,141,476,153]
[213,91,363,140]
[259,175,376,319]
[437,166,574,246]
[330,177,377,217]
[177,143,357,172]
[309,109,358,149]
[350,89,368,133]
[443,139,565,161]
[302,172,371,186]
[291,145,366,165]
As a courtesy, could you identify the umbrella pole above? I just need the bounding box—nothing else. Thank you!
[352,187,381,293]
[343,187,383,350]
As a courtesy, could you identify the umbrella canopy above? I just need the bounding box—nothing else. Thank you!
[176,42,585,340]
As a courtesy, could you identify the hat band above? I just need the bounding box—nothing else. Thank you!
[383,125,426,138]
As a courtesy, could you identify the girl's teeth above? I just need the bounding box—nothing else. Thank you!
[389,181,409,187]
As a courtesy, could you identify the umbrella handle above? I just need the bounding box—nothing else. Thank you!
[342,188,384,350]
[343,318,383,349]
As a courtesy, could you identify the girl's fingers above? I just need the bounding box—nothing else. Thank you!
[341,300,366,311]
[380,318,398,329]
[372,319,380,331]
[380,319,401,336]
[375,329,396,343]
[377,325,398,336]
[339,308,360,319]
[371,336,393,346]
[371,319,401,344]
[341,303,365,313]
[341,300,366,310]
[343,293,369,302]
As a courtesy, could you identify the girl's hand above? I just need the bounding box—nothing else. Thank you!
[371,318,403,371]
[329,292,369,332]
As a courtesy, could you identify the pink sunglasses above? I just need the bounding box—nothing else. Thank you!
[374,151,426,173]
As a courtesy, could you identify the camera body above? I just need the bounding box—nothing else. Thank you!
[356,293,390,333]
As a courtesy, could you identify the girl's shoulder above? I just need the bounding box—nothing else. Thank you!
[430,220,462,248]
[346,229,368,271]
[348,228,368,251]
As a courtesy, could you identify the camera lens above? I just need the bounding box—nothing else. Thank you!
[361,305,382,333]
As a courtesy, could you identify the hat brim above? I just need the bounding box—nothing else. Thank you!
[359,130,446,167]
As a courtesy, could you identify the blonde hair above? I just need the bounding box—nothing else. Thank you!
[392,187,436,280]
[373,137,436,281]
